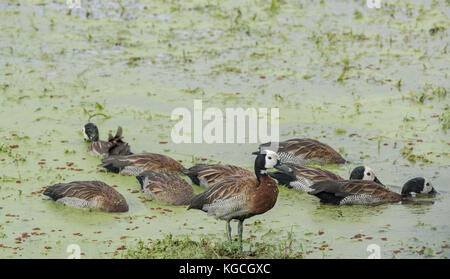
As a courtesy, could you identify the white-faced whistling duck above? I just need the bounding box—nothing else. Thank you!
[43,181,129,212]
[188,150,289,249]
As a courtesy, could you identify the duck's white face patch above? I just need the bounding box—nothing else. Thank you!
[362,166,376,181]
[264,150,280,169]
[422,178,433,193]
[82,127,89,140]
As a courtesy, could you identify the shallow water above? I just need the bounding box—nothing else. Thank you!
[0,0,449,258]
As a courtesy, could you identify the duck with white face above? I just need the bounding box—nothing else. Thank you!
[349,166,383,185]
[401,177,438,196]
[188,150,289,250]
[308,176,438,206]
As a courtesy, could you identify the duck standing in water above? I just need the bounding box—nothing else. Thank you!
[257,138,346,165]
[83,123,132,157]
[43,181,129,212]
[308,177,437,206]
[188,150,289,249]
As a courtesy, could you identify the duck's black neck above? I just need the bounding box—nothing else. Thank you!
[254,155,266,183]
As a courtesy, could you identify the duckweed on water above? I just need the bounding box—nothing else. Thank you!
[0,0,448,259]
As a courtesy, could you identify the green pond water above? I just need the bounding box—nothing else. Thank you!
[0,0,449,258]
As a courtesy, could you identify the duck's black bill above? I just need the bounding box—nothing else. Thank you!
[374,176,383,186]
[274,163,293,175]
[429,188,439,196]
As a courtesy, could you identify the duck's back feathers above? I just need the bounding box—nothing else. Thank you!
[136,171,193,205]
[309,180,402,205]
[99,153,185,175]
[259,138,346,165]
[87,141,114,157]
[107,127,132,156]
[183,164,252,189]
[269,163,344,191]
[43,181,129,212]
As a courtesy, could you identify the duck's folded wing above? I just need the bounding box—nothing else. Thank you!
[310,180,393,197]
[290,164,344,181]
[183,164,252,188]
[282,139,339,160]
[188,175,255,219]
[309,180,349,196]
[43,181,106,201]
[99,153,183,174]
[88,141,114,157]
[260,139,345,164]
[137,170,193,205]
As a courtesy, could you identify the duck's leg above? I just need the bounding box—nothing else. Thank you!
[226,220,232,245]
[238,220,244,250]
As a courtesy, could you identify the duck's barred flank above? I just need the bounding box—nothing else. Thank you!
[339,194,384,205]
[289,179,315,192]
[203,195,247,219]
[308,180,402,206]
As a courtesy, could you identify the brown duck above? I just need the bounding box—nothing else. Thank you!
[43,181,129,212]
[188,150,288,249]
[83,123,132,157]
[308,177,437,205]
[183,164,252,189]
[136,170,194,205]
[99,153,184,176]
[258,138,346,165]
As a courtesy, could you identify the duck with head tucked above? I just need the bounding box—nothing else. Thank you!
[307,177,437,206]
[136,170,194,206]
[43,181,129,212]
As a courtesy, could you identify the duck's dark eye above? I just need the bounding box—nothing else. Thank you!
[366,172,371,176]
[426,183,430,186]
[268,156,272,160]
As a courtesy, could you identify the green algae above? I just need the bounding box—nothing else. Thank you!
[0,0,449,259]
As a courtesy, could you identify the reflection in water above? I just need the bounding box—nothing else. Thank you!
[401,198,436,215]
